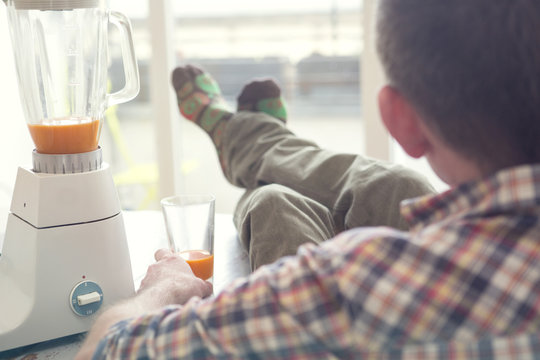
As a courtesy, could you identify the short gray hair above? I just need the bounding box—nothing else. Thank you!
[376,0,540,174]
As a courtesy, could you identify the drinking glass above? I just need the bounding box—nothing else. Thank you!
[161,194,215,281]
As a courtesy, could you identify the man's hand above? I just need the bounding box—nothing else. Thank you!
[138,248,213,304]
[75,248,213,360]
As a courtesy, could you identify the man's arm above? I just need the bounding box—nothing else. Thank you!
[75,249,212,360]
[77,232,377,358]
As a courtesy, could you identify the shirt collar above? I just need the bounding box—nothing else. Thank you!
[401,164,540,230]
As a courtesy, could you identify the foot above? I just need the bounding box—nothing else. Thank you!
[171,65,289,169]
[171,65,232,151]
[237,79,288,122]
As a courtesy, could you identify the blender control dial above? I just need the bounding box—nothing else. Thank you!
[70,280,103,317]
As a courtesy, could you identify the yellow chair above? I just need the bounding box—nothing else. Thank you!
[105,104,159,210]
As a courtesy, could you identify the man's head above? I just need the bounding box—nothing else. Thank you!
[376,0,540,177]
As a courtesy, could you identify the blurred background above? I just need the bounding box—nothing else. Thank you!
[0,0,447,217]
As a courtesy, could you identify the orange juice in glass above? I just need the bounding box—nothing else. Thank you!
[178,249,214,281]
[161,195,215,281]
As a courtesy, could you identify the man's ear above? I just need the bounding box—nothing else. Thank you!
[378,85,429,158]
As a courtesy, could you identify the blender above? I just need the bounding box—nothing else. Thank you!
[0,0,139,351]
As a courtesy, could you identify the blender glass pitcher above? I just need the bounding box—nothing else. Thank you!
[6,0,139,154]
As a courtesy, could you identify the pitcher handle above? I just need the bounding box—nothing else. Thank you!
[106,10,140,108]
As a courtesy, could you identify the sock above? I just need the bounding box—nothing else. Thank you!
[172,66,289,170]
[237,79,288,122]
[171,65,232,153]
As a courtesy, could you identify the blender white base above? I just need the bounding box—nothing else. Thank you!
[0,165,135,352]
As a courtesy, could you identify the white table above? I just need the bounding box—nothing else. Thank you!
[0,211,250,359]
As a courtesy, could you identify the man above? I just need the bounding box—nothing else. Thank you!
[77,1,540,358]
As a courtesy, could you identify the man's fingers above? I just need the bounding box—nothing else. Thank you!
[154,248,173,261]
[153,248,193,274]
[202,280,214,298]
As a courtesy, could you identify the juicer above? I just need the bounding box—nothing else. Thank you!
[0,0,140,351]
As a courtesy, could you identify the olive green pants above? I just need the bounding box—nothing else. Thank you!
[221,112,436,270]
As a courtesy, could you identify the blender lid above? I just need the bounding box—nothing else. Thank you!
[13,0,99,10]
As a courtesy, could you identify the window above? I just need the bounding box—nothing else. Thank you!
[104,0,365,212]
[103,0,445,213]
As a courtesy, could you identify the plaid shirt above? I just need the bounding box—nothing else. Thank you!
[93,164,540,359]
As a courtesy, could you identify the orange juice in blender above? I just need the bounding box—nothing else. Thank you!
[28,117,101,154]
[10,0,139,157]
